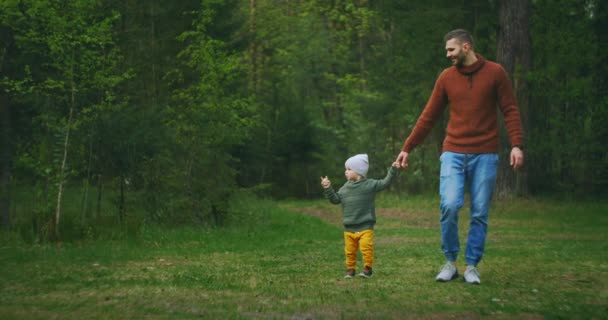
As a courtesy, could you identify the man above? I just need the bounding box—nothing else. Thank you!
[395,29,524,284]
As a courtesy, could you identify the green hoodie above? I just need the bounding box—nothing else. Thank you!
[324,167,399,232]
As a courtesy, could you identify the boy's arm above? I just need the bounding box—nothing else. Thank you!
[323,187,341,204]
[321,176,341,204]
[372,164,400,192]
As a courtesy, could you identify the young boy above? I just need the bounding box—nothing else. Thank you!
[320,154,400,278]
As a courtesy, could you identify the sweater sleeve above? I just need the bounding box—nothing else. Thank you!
[402,71,449,153]
[323,187,341,204]
[372,166,399,192]
[496,66,524,147]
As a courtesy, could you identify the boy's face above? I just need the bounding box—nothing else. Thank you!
[345,167,361,182]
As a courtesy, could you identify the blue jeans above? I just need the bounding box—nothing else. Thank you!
[439,152,498,266]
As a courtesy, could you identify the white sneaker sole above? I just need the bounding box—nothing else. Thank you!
[436,272,459,282]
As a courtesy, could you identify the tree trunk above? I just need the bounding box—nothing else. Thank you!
[148,1,158,104]
[55,49,77,237]
[358,0,368,91]
[119,175,125,222]
[96,174,102,219]
[55,105,74,237]
[495,0,531,199]
[0,27,12,230]
[249,0,259,93]
[0,90,11,230]
[80,136,93,230]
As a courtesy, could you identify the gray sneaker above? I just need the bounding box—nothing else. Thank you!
[435,263,458,282]
[464,266,481,284]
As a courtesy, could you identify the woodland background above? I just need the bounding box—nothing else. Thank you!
[1,0,607,241]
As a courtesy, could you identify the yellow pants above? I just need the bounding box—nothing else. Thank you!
[343,229,374,270]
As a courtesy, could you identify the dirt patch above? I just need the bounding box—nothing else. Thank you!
[291,206,440,230]
[292,206,343,227]
[377,208,438,229]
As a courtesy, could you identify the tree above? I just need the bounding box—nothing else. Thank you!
[0,6,15,229]
[146,0,255,225]
[496,0,531,198]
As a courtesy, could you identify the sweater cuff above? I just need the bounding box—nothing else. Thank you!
[389,166,399,175]
[402,141,415,153]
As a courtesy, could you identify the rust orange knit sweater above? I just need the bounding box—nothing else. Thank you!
[402,55,524,154]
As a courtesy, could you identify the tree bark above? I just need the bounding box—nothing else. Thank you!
[55,105,73,237]
[249,0,259,94]
[0,90,11,230]
[496,0,531,199]
[96,173,103,219]
[358,0,368,91]
[0,26,12,230]
[55,49,77,237]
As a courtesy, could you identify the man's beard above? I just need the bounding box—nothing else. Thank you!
[452,51,466,66]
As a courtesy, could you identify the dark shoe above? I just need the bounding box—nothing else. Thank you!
[358,266,373,278]
[344,269,356,278]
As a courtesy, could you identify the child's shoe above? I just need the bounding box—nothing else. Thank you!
[344,269,356,278]
[358,266,373,278]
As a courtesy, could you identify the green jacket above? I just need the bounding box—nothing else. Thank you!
[324,167,399,232]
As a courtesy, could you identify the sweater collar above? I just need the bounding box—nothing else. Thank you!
[456,54,485,75]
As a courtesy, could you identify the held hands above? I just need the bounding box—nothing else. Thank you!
[395,151,409,169]
[510,147,524,171]
[320,176,331,189]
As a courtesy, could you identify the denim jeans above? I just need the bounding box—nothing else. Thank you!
[439,152,498,266]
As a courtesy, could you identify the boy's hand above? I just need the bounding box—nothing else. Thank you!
[392,161,401,169]
[320,176,331,189]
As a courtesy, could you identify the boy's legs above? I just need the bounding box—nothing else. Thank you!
[358,230,374,268]
[344,231,359,270]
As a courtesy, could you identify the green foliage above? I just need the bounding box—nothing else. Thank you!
[527,0,606,195]
[1,0,607,237]
[141,0,256,225]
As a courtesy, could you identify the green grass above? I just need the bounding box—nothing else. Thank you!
[1,195,607,319]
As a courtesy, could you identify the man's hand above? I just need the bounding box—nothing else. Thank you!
[320,176,331,189]
[396,151,410,168]
[510,147,524,171]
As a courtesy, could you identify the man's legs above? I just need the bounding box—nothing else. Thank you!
[465,153,498,267]
[439,152,466,262]
[436,152,466,281]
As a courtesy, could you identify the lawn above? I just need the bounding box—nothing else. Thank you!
[1,195,607,319]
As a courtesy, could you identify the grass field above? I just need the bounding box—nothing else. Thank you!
[1,194,607,319]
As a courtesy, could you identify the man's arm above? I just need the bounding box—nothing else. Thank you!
[496,66,525,170]
[397,72,449,166]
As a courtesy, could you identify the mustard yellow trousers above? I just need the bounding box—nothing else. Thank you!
[343,229,374,270]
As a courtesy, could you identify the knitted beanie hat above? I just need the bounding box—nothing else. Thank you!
[345,154,369,177]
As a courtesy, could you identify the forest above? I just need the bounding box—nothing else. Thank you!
[1,0,607,240]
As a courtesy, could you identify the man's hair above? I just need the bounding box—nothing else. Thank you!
[443,29,474,47]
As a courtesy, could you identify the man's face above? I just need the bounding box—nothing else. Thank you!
[445,38,468,66]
